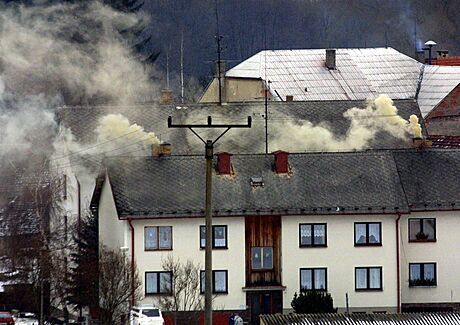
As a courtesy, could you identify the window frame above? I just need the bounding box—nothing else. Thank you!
[251,246,274,271]
[355,266,383,291]
[144,226,173,251]
[409,263,437,287]
[200,225,228,249]
[145,271,172,295]
[354,222,382,246]
[408,218,436,242]
[299,267,328,291]
[299,223,327,247]
[200,270,228,294]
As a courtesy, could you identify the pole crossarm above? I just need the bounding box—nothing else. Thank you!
[167,115,251,325]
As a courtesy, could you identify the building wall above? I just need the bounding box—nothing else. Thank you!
[400,211,460,306]
[98,176,128,250]
[282,214,399,312]
[200,77,267,103]
[132,217,246,311]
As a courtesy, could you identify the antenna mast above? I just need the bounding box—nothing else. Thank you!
[180,30,184,104]
[215,0,223,105]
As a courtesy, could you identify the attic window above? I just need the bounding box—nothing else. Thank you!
[250,177,264,187]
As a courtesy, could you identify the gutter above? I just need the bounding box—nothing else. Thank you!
[396,213,401,313]
[128,218,135,307]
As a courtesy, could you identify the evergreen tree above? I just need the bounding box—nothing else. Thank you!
[67,213,99,314]
[291,290,336,314]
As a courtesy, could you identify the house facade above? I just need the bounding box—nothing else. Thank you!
[92,148,460,323]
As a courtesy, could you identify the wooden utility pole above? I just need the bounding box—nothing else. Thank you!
[168,116,251,325]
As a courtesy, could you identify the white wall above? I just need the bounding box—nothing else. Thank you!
[282,214,399,311]
[98,175,128,250]
[400,211,460,305]
[132,216,246,311]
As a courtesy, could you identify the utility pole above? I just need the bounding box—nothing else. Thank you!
[168,116,251,325]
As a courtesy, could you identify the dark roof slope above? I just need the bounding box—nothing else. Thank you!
[260,312,460,325]
[393,149,460,211]
[104,150,410,218]
[58,99,425,154]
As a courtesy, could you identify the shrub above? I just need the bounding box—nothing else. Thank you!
[291,290,336,314]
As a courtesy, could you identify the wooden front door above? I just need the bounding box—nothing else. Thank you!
[247,291,282,324]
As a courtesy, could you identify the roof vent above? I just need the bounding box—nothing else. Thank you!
[326,49,336,70]
[217,152,232,175]
[273,150,289,174]
[250,177,264,187]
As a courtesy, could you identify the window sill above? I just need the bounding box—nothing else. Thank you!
[408,240,436,243]
[354,243,382,247]
[145,292,172,296]
[409,285,437,288]
[299,245,328,248]
[355,288,383,292]
[200,247,229,250]
[300,288,328,292]
[200,291,228,295]
[145,248,173,251]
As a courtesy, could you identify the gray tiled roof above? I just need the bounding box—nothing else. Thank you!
[104,150,413,218]
[259,312,460,325]
[58,99,425,155]
[393,149,460,211]
[102,148,460,218]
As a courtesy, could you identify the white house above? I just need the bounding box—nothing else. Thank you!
[91,148,460,323]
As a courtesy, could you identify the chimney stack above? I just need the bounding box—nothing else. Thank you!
[286,95,294,102]
[415,50,425,63]
[217,152,232,175]
[216,60,227,105]
[437,50,449,58]
[152,143,172,157]
[326,49,336,70]
[412,138,433,149]
[273,150,289,174]
[160,89,173,104]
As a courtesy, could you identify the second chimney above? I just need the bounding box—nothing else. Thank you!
[326,49,336,70]
[273,150,289,174]
[217,152,232,175]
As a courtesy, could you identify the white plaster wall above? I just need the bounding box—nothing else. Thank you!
[133,217,246,311]
[282,214,398,311]
[98,175,128,250]
[400,211,460,304]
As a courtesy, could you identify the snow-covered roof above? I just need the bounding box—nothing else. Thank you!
[417,65,460,117]
[226,48,422,101]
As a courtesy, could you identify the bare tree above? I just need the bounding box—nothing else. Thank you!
[159,255,204,325]
[99,245,142,325]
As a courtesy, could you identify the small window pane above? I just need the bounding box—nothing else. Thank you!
[368,224,380,243]
[146,273,158,293]
[356,269,367,289]
[214,226,226,247]
[159,227,172,249]
[409,219,421,241]
[300,269,312,290]
[424,264,435,281]
[423,219,435,240]
[200,271,205,293]
[200,226,206,248]
[313,225,326,245]
[410,264,421,281]
[355,224,366,244]
[369,268,381,289]
[214,271,227,292]
[314,269,326,290]
[300,225,312,245]
[251,247,262,269]
[262,247,273,269]
[160,273,171,293]
[145,228,158,250]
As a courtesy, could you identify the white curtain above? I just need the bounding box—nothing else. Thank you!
[301,269,312,290]
[160,272,172,293]
[424,264,435,281]
[314,225,325,245]
[410,264,421,281]
[356,268,367,289]
[314,269,326,290]
[214,271,227,292]
[301,225,312,245]
[159,227,171,249]
[145,227,158,249]
[200,226,206,247]
[369,268,381,289]
[146,273,158,293]
[214,227,226,247]
[355,224,366,244]
[368,224,380,243]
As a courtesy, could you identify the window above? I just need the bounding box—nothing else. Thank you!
[251,247,273,270]
[145,226,172,250]
[299,224,327,247]
[409,218,436,242]
[300,268,327,291]
[355,222,381,245]
[355,267,382,290]
[200,225,227,249]
[145,271,172,294]
[409,263,436,287]
[200,270,228,294]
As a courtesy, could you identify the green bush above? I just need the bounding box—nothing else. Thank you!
[291,290,336,314]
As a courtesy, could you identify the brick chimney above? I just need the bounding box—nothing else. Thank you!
[160,89,173,104]
[152,143,172,157]
[217,152,232,175]
[273,150,289,174]
[326,49,336,70]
